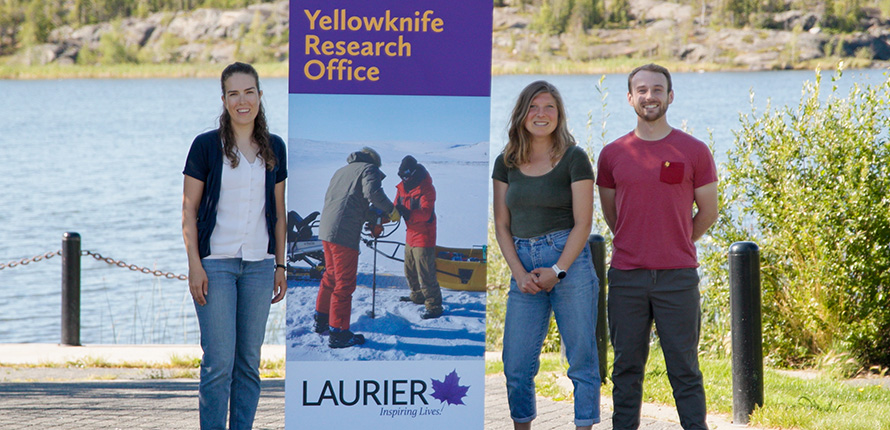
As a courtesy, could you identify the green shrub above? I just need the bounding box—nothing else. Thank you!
[20,0,52,46]
[137,32,184,64]
[854,46,874,61]
[233,10,276,63]
[568,0,603,32]
[701,65,890,368]
[76,45,99,65]
[98,24,138,65]
[532,0,572,35]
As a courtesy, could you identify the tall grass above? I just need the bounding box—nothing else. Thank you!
[641,346,890,430]
[84,262,284,345]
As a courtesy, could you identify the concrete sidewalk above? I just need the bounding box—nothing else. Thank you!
[0,344,754,429]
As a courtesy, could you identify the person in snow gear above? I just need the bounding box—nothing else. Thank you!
[314,147,399,348]
[394,155,443,319]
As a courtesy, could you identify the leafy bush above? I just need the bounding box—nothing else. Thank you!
[531,1,564,35]
[233,10,276,63]
[137,32,184,64]
[98,24,138,65]
[701,65,890,368]
[20,0,52,46]
[76,45,99,65]
[532,0,603,35]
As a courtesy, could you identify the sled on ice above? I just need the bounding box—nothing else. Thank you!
[286,210,487,291]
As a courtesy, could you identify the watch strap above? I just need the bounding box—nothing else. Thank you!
[552,263,567,279]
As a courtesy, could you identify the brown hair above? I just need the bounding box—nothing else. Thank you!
[502,80,575,168]
[219,62,275,170]
[627,63,673,94]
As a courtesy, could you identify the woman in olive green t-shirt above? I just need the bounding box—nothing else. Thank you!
[492,80,601,430]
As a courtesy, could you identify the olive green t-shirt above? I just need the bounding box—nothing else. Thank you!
[492,145,594,238]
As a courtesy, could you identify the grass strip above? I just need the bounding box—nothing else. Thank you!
[2,57,878,80]
[486,349,890,430]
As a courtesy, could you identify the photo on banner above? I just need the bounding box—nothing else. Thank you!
[285,1,492,428]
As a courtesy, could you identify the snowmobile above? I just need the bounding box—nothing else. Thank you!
[286,208,487,293]
[286,210,324,280]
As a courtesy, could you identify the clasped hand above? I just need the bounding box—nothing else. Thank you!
[515,267,559,294]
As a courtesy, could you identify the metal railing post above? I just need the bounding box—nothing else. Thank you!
[729,241,763,424]
[589,234,608,381]
[61,232,81,346]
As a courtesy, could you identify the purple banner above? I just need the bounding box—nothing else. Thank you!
[289,0,492,96]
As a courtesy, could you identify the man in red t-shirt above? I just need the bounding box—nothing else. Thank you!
[596,64,718,430]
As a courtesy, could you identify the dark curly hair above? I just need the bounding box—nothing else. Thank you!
[219,62,275,170]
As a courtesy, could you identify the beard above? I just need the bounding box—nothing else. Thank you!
[634,102,668,122]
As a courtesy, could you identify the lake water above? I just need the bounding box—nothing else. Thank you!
[1,68,886,345]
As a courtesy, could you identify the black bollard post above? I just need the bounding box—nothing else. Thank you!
[729,241,763,425]
[61,232,81,346]
[588,234,608,382]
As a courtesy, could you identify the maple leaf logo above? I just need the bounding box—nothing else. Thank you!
[430,369,470,406]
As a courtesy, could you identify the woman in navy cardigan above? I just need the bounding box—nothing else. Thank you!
[182,62,287,430]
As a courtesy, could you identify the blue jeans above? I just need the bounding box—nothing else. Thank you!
[196,258,273,430]
[502,229,601,426]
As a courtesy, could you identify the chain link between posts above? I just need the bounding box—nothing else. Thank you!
[1,249,188,281]
[0,250,61,270]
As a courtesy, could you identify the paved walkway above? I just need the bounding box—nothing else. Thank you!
[0,344,751,429]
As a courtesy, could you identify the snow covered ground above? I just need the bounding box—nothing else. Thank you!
[286,278,486,361]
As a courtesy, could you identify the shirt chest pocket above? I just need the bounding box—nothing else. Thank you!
[659,161,685,185]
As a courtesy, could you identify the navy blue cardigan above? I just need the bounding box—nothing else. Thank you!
[183,130,287,259]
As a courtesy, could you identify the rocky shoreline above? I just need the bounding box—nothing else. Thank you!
[9,0,890,72]
[493,0,890,71]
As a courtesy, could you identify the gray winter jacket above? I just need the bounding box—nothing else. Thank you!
[318,151,395,250]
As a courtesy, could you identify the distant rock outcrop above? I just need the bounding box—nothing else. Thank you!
[15,1,288,66]
[492,0,890,70]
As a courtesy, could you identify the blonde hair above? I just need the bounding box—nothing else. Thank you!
[503,80,575,168]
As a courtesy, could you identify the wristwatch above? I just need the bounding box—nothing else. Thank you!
[551,264,567,280]
[275,263,287,271]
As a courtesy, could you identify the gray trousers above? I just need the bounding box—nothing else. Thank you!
[607,268,708,430]
[404,245,443,312]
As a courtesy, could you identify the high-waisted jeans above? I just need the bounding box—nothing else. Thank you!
[196,257,273,430]
[502,229,601,426]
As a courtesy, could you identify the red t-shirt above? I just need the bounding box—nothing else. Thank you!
[596,129,717,270]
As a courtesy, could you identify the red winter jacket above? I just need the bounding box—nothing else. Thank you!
[395,169,436,248]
